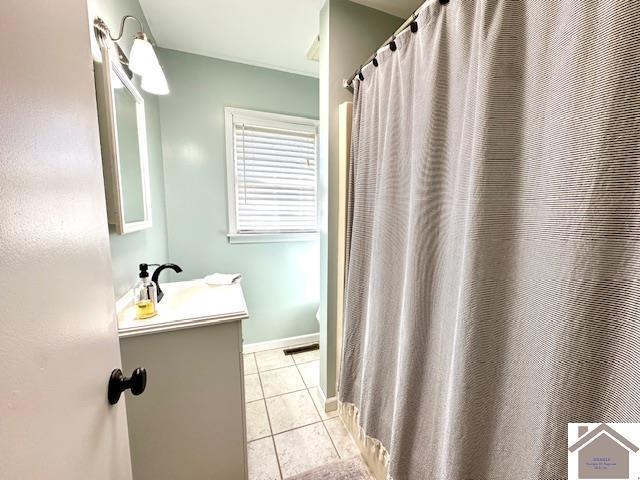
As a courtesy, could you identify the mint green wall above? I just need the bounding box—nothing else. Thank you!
[318,0,402,398]
[91,0,170,298]
[157,49,320,344]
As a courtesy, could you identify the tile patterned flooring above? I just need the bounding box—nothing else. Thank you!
[244,347,364,479]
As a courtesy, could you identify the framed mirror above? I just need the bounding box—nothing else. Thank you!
[95,40,152,234]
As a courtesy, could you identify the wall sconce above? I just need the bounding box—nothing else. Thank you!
[94,15,169,95]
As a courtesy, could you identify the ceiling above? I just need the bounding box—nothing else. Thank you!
[139,0,324,77]
[351,0,423,18]
[139,0,420,78]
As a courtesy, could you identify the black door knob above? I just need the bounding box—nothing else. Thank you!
[108,367,147,405]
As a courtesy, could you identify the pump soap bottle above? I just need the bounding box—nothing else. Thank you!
[134,263,158,319]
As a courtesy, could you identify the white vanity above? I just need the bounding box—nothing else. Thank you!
[117,280,249,480]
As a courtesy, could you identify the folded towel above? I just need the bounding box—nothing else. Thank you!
[204,273,242,286]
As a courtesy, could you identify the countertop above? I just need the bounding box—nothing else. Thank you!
[117,280,248,338]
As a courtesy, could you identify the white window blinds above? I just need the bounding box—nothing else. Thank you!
[227,109,319,236]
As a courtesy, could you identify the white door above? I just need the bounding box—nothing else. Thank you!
[0,1,133,479]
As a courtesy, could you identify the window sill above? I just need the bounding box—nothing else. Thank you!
[227,232,320,244]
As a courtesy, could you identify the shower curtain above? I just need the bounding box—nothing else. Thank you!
[340,1,640,479]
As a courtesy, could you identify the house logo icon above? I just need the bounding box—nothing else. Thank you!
[568,423,640,479]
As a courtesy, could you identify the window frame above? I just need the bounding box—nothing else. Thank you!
[224,107,320,244]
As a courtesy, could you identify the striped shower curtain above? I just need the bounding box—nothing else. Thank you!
[340,1,640,478]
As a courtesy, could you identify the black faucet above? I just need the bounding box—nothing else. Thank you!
[151,263,183,302]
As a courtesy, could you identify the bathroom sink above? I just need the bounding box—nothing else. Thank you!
[159,281,220,312]
[117,279,248,337]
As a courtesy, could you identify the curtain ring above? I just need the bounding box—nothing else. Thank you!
[439,0,450,4]
[358,66,365,81]
[372,56,379,67]
[410,14,418,33]
[389,36,397,52]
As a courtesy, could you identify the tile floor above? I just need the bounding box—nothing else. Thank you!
[243,347,365,479]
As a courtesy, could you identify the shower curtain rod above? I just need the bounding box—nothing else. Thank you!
[343,0,448,92]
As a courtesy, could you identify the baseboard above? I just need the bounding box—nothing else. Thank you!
[325,395,338,412]
[243,333,319,354]
[317,385,338,413]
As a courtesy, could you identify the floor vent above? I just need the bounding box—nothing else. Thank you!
[284,343,319,355]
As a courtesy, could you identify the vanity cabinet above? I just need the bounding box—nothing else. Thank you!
[117,282,249,480]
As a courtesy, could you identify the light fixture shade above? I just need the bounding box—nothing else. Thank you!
[141,62,169,95]
[129,36,158,76]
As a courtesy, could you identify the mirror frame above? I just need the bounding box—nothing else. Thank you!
[95,40,152,235]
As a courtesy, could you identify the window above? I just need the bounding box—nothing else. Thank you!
[225,107,319,243]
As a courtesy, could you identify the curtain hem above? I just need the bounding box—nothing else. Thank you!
[339,401,393,480]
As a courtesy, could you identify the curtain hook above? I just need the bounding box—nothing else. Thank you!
[358,66,365,81]
[410,13,419,33]
[389,36,397,52]
[439,0,450,4]
[372,55,379,67]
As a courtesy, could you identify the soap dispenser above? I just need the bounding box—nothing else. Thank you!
[134,263,157,319]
